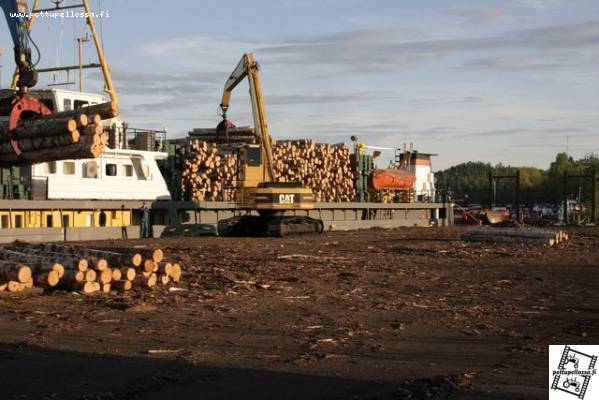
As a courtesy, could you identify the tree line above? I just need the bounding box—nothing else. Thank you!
[435,153,599,208]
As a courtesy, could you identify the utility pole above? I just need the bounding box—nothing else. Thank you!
[76,33,91,92]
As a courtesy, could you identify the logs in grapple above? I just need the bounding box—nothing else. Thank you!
[182,138,355,202]
[0,101,117,165]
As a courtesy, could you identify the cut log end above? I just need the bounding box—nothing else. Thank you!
[152,249,164,263]
[171,263,182,282]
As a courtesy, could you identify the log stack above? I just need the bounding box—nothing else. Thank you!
[0,101,117,165]
[272,139,354,202]
[181,140,239,201]
[463,227,570,246]
[0,240,183,294]
[181,138,355,202]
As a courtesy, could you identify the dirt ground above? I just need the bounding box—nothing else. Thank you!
[1,226,598,400]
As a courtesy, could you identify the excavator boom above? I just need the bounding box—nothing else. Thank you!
[219,53,276,182]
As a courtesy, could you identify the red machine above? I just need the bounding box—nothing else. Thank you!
[371,168,416,191]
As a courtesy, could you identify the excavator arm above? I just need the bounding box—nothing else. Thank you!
[0,0,38,92]
[218,53,276,182]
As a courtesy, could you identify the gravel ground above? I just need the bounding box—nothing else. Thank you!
[0,226,597,399]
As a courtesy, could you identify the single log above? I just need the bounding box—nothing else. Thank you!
[7,246,88,272]
[72,281,98,294]
[111,268,122,281]
[159,274,170,285]
[53,270,85,291]
[0,262,32,283]
[12,241,139,268]
[467,227,561,239]
[135,273,157,288]
[0,249,65,276]
[465,235,555,246]
[171,263,182,283]
[84,269,97,282]
[10,117,78,139]
[98,269,112,285]
[121,267,136,281]
[102,283,111,294]
[143,259,156,273]
[34,270,60,288]
[0,142,103,164]
[47,101,119,121]
[159,262,173,276]
[7,281,20,292]
[113,280,132,291]
[92,247,156,266]
[88,113,102,126]
[90,257,109,271]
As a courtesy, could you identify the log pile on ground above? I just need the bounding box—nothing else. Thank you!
[182,138,355,202]
[0,101,117,165]
[463,227,570,246]
[0,240,182,294]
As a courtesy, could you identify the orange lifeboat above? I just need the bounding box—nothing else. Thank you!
[371,169,415,191]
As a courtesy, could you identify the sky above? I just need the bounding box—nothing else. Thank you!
[0,0,597,170]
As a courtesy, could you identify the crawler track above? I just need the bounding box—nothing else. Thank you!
[218,215,324,237]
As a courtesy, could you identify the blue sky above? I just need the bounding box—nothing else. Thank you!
[1,0,598,169]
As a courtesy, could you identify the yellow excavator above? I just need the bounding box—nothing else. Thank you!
[216,53,323,236]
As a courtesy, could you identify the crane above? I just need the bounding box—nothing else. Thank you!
[0,0,119,166]
[0,0,38,92]
[216,53,324,236]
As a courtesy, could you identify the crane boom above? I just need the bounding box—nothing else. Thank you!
[219,53,275,182]
[0,0,38,91]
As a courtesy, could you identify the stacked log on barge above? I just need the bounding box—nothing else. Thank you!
[181,138,355,202]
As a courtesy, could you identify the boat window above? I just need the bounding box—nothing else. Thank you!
[63,99,72,111]
[74,100,89,109]
[14,215,23,228]
[48,161,57,174]
[106,163,118,176]
[1,215,8,228]
[62,215,70,227]
[84,161,98,178]
[46,215,53,227]
[123,164,133,177]
[131,158,149,180]
[63,161,76,175]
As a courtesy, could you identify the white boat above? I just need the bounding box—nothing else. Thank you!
[29,148,171,200]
